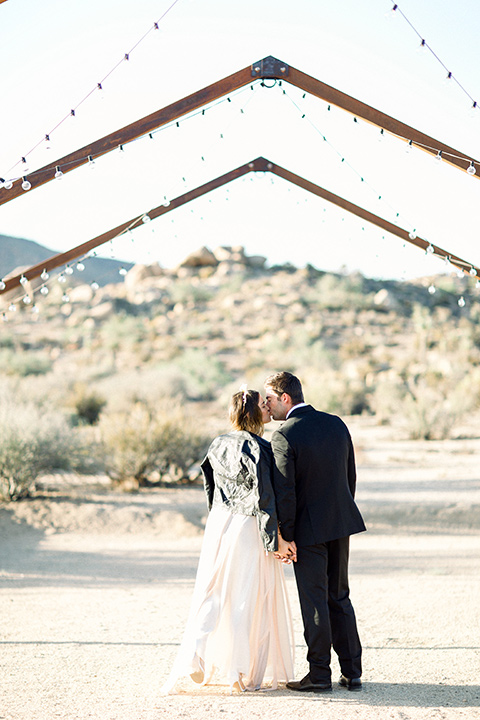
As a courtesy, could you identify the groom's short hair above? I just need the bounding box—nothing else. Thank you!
[265,371,304,405]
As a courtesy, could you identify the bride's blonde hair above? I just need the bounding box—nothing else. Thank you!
[229,389,264,436]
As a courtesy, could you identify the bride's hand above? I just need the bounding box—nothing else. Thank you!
[274,535,297,563]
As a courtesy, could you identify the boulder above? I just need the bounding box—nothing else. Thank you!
[179,247,218,268]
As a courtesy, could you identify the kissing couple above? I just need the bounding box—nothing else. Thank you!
[161,371,366,695]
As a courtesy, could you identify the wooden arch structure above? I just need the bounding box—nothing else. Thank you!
[1,55,479,295]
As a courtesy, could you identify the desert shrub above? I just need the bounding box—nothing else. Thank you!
[0,349,52,376]
[299,368,370,416]
[0,400,100,501]
[72,385,107,425]
[98,402,209,486]
[371,363,477,440]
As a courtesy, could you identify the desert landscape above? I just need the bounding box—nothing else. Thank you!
[1,248,480,718]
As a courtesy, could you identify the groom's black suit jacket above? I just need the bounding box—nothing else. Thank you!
[271,404,366,546]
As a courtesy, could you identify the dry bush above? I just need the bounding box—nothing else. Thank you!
[98,402,209,487]
[0,399,99,501]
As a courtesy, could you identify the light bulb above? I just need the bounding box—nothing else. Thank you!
[88,155,95,168]
[119,267,127,276]
[23,295,32,305]
[409,231,417,240]
[469,267,477,276]
[2,313,7,322]
[467,161,476,176]
[476,280,480,289]
[0,279,5,290]
[456,269,464,278]
[142,214,151,223]
[58,274,66,283]
[458,296,466,307]
[65,266,74,275]
[76,262,85,271]
[22,177,31,191]
[163,198,171,207]
[91,281,99,290]
[62,294,70,303]
[40,286,49,295]
[428,284,436,294]
[19,275,28,286]
[426,244,434,254]
[55,166,63,180]
[405,140,413,154]
[32,304,39,314]
[45,134,52,150]
[3,180,13,190]
[434,150,442,162]
[8,303,16,312]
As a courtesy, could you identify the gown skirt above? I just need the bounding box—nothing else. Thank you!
[161,504,295,693]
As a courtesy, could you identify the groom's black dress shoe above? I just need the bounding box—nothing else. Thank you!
[338,674,362,691]
[286,674,332,693]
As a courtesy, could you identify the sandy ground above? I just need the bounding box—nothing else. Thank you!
[1,417,480,720]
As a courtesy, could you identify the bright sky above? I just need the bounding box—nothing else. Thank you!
[1,0,480,281]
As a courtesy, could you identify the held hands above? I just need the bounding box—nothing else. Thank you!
[274,534,297,564]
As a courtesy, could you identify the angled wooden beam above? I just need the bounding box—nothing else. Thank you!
[0,63,257,206]
[253,57,479,175]
[263,158,478,275]
[2,157,477,298]
[0,159,261,294]
[2,56,478,210]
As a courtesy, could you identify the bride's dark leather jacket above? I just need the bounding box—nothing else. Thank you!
[200,430,278,552]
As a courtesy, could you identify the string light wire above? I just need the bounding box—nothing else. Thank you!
[3,0,184,178]
[389,1,478,111]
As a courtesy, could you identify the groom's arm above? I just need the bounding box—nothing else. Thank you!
[270,430,296,542]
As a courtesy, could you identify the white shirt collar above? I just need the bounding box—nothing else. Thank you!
[286,402,308,419]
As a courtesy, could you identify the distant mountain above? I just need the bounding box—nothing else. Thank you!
[0,234,133,287]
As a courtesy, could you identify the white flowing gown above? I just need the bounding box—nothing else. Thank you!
[161,504,295,693]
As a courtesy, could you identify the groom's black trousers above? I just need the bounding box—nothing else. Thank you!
[293,536,362,683]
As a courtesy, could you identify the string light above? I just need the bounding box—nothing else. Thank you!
[23,296,32,305]
[76,262,85,271]
[426,243,435,254]
[21,177,31,191]
[390,2,478,113]
[55,166,63,180]
[467,161,476,176]
[118,267,128,276]
[469,267,477,276]
[41,269,49,281]
[19,275,28,286]
[428,284,436,294]
[91,281,99,290]
[458,296,466,307]
[65,266,74,275]
[58,274,66,283]
[40,286,49,295]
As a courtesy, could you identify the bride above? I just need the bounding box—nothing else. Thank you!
[161,388,295,694]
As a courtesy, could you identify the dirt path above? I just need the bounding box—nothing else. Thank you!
[1,421,480,719]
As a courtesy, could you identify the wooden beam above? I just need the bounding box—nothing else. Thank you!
[0,63,256,206]
[263,59,479,175]
[0,159,260,294]
[2,157,477,298]
[264,158,479,276]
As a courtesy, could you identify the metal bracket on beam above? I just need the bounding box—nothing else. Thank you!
[251,56,289,79]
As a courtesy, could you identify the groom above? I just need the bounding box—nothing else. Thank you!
[264,371,366,693]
